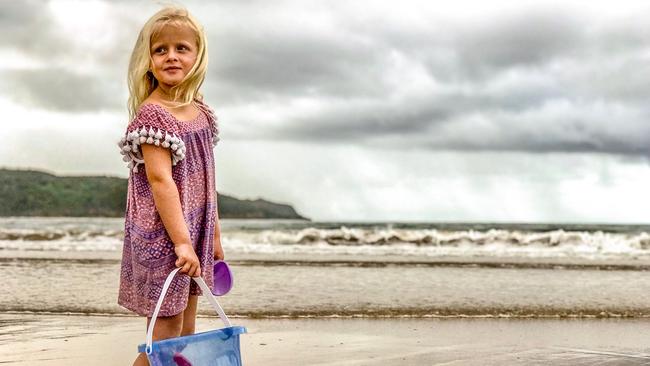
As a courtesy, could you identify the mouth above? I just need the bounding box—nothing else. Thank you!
[164,67,182,71]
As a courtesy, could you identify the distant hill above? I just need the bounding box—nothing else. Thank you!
[0,168,309,220]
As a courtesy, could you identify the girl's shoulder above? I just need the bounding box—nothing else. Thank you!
[132,99,171,122]
[193,98,220,147]
[193,98,216,119]
[118,100,187,173]
[129,102,178,133]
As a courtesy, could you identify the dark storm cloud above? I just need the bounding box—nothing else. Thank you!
[0,0,70,58]
[0,1,44,38]
[257,9,650,157]
[0,0,140,113]
[273,92,650,157]
[3,1,650,157]
[206,20,390,102]
[443,14,586,81]
[2,68,123,112]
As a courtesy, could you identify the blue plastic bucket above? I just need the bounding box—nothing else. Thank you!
[138,267,247,366]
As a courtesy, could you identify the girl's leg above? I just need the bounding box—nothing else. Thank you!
[132,312,184,366]
[133,352,149,366]
[181,295,198,336]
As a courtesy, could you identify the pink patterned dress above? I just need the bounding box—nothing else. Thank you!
[117,98,220,317]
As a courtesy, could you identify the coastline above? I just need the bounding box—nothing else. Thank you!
[3,252,650,318]
[4,249,650,269]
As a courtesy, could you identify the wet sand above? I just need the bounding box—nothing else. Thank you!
[4,254,650,318]
[2,313,650,365]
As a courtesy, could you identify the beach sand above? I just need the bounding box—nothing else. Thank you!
[2,313,650,365]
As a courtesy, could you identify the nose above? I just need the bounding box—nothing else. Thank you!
[166,49,179,61]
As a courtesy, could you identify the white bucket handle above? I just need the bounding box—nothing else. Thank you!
[145,267,232,354]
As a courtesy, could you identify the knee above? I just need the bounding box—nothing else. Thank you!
[180,313,196,336]
[152,313,184,340]
[180,323,195,336]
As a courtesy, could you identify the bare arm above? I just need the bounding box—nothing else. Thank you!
[141,143,201,277]
[213,191,225,260]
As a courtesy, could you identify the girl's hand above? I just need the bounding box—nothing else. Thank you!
[213,234,225,261]
[174,243,201,277]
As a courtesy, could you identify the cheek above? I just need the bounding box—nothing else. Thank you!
[151,57,163,68]
[183,56,198,68]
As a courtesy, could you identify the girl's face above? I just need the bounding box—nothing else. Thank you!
[149,24,198,90]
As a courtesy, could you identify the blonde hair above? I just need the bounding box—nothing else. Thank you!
[126,5,208,121]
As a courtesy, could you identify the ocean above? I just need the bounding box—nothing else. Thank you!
[1,217,650,318]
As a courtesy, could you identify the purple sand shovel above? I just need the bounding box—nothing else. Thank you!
[211,260,233,296]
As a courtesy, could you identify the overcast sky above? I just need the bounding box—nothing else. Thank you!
[1,0,650,223]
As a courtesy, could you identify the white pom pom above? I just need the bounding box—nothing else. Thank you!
[155,129,163,139]
[123,155,130,162]
[146,136,154,144]
[154,139,160,146]
[133,165,139,173]
[164,133,172,142]
[139,136,147,144]
[162,141,170,148]
[122,145,131,152]
[139,127,148,136]
[148,126,155,137]
[171,143,178,151]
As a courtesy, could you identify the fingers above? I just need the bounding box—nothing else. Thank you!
[177,258,201,277]
[190,264,202,277]
[213,247,225,261]
[181,261,191,274]
[174,244,201,276]
[192,264,202,278]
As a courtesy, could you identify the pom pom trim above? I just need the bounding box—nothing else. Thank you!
[117,125,186,173]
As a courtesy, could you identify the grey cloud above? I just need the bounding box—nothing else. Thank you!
[3,1,650,158]
[0,1,45,37]
[0,1,147,113]
[266,86,650,157]
[0,0,68,58]
[208,27,390,103]
[3,69,123,112]
[450,11,587,79]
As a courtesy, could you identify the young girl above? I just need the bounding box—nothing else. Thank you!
[116,6,225,366]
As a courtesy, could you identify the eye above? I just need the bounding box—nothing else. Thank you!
[154,47,165,54]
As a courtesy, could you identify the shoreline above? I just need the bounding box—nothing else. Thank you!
[2,313,650,365]
[3,250,650,269]
[3,255,650,319]
[4,310,650,319]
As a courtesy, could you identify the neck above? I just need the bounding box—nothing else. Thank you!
[153,86,176,101]
[152,87,190,107]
